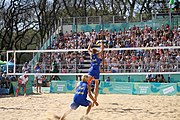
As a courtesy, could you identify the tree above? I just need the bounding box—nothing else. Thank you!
[0,0,40,62]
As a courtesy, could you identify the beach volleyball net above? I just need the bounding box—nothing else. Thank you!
[6,46,180,82]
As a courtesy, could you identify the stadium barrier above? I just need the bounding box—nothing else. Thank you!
[47,74,180,83]
[50,81,178,95]
[0,87,10,95]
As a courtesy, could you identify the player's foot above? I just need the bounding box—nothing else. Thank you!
[24,93,26,97]
[59,117,65,120]
[53,115,61,119]
[80,115,91,120]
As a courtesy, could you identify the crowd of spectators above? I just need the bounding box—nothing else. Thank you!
[0,71,17,88]
[2,24,179,88]
[37,24,180,73]
[0,24,179,86]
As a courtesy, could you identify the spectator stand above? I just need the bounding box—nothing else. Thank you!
[5,13,180,95]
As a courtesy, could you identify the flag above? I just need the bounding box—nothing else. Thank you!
[169,0,174,5]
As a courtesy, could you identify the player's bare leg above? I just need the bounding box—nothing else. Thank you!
[24,86,27,96]
[60,109,73,120]
[15,87,20,97]
[39,86,41,93]
[86,102,92,115]
[92,79,99,106]
[36,85,38,93]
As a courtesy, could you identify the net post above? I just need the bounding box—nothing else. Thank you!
[168,74,171,83]
[128,75,130,82]
[6,51,9,74]
[13,50,16,74]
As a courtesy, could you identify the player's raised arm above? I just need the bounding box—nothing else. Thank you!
[98,41,104,55]
[88,42,92,55]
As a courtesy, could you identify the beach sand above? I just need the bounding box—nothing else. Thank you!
[0,94,179,120]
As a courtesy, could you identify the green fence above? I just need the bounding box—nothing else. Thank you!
[57,74,180,83]
[72,19,179,32]
[47,74,180,83]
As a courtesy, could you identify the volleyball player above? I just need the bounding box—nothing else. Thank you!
[59,75,98,120]
[87,41,104,105]
[15,71,29,97]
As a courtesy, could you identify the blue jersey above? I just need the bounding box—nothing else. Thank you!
[34,66,41,72]
[70,81,90,110]
[91,54,100,70]
[73,82,88,102]
[88,54,101,79]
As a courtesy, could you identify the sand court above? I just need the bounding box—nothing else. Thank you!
[0,94,179,120]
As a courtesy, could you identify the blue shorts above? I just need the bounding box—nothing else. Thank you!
[88,68,100,79]
[70,100,91,110]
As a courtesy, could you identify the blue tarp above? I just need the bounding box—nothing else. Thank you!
[1,61,14,72]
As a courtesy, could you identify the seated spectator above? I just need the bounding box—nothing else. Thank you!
[105,76,110,82]
[9,75,17,81]
[22,62,30,73]
[62,66,67,73]
[50,65,61,81]
[155,74,166,83]
[111,57,119,73]
[2,71,10,88]
[0,72,3,87]
[34,62,41,73]
[79,56,85,68]
[146,70,156,82]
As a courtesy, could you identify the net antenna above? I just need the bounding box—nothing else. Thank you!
[6,46,180,76]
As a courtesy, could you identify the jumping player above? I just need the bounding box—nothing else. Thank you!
[87,41,104,105]
[59,75,98,120]
[15,71,29,97]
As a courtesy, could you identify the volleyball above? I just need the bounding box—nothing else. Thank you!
[96,40,102,46]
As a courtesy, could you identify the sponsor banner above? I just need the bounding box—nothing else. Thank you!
[133,83,151,95]
[133,83,177,95]
[11,81,33,95]
[50,80,76,93]
[50,81,178,95]
[99,82,133,94]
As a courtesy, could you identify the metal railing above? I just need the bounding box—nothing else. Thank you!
[22,62,180,73]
